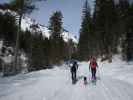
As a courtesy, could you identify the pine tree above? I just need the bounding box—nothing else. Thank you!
[0,12,17,45]
[49,11,64,64]
[42,37,51,67]
[78,0,93,60]
[49,11,63,39]
[93,0,106,56]
[93,0,118,61]
[126,3,133,60]
[117,0,130,60]
[67,39,77,59]
[118,0,130,35]
[19,29,32,53]
[8,0,46,74]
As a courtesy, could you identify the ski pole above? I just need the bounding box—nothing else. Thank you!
[97,66,101,80]
[89,68,91,81]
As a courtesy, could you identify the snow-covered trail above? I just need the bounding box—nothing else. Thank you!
[0,57,133,100]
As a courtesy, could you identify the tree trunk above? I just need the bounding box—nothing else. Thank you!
[14,15,22,74]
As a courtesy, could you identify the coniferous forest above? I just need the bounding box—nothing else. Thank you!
[78,0,133,62]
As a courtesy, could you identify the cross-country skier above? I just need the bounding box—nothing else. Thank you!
[70,60,78,84]
[89,57,98,80]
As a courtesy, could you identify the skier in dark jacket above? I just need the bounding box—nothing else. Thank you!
[70,61,78,84]
[89,57,98,80]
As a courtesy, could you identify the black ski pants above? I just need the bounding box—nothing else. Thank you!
[71,71,76,81]
[91,68,96,78]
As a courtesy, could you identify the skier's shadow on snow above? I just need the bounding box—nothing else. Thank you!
[77,75,100,80]
[77,75,100,85]
[77,75,84,80]
[77,75,90,85]
[77,75,85,81]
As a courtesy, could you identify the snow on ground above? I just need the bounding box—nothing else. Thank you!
[99,55,133,85]
[0,55,133,100]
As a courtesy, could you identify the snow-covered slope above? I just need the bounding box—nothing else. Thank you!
[0,9,78,43]
[0,55,133,100]
[21,16,78,43]
[21,16,51,38]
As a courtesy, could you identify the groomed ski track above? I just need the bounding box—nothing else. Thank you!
[0,60,133,100]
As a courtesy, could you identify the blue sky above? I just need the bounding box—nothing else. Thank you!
[30,0,94,36]
[0,0,94,37]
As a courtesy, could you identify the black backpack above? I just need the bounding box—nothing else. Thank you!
[71,61,78,72]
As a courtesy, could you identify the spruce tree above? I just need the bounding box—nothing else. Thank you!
[8,0,46,74]
[0,12,17,45]
[117,0,130,60]
[49,11,64,64]
[93,0,118,61]
[118,0,130,36]
[49,11,63,39]
[121,1,133,61]
[29,33,46,71]
[78,0,93,60]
